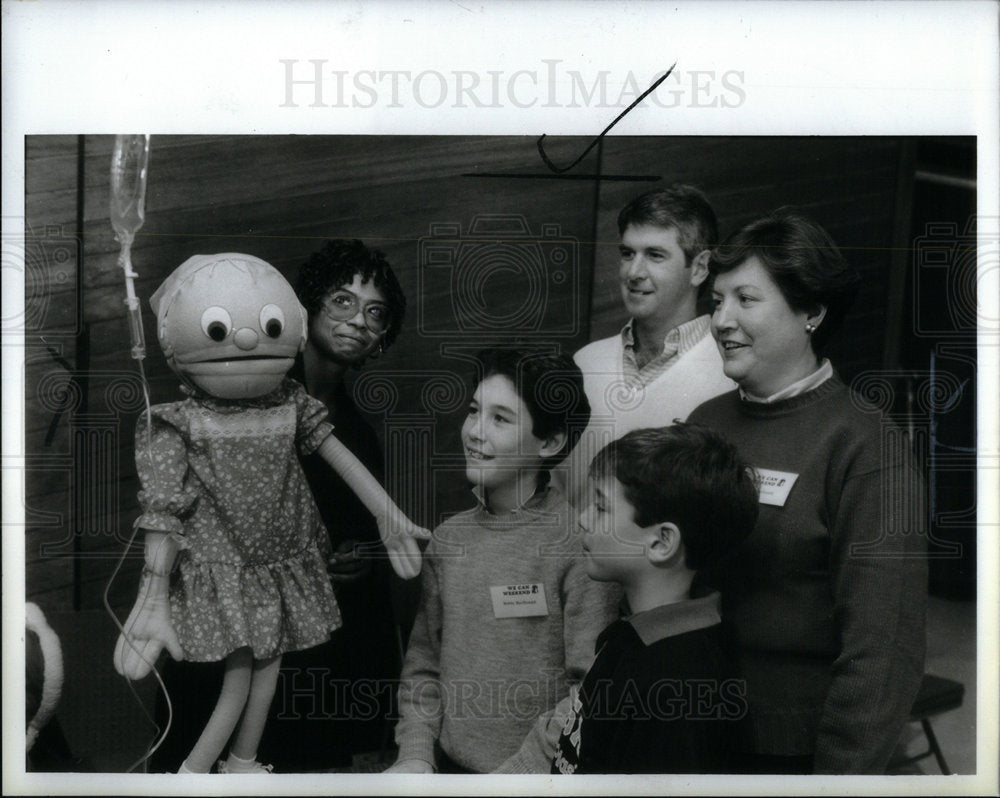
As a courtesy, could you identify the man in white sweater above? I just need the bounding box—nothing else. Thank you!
[494,189,735,772]
[563,185,735,508]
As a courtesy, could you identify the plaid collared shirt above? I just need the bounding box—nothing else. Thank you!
[621,314,712,389]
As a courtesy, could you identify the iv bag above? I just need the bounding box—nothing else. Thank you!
[110,135,150,244]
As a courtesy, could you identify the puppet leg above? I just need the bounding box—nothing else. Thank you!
[223,653,282,772]
[180,647,252,773]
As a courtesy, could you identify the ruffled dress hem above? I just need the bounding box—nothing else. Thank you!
[171,543,342,662]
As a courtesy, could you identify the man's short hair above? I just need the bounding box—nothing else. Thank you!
[617,184,719,265]
[589,423,758,572]
[295,239,407,350]
[473,348,591,472]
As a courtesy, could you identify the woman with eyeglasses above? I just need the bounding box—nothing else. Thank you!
[150,240,409,772]
[295,239,405,386]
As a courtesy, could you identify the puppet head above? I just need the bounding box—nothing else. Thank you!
[150,253,307,399]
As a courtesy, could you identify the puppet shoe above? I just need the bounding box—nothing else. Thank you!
[218,756,273,774]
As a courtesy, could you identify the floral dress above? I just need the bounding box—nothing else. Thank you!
[134,378,342,662]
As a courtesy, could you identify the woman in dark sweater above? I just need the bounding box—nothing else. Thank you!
[688,211,926,775]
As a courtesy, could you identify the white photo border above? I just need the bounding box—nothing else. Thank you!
[3,1,997,795]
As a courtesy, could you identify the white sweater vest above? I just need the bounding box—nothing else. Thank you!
[560,330,735,506]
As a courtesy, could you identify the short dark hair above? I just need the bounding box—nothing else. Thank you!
[295,239,407,350]
[709,210,860,353]
[617,184,719,265]
[473,348,591,472]
[589,423,759,572]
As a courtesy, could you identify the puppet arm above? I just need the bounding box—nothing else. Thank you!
[315,434,430,580]
[113,531,185,680]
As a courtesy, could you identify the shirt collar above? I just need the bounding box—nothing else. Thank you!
[620,315,710,353]
[627,591,722,646]
[620,320,637,348]
[739,358,834,404]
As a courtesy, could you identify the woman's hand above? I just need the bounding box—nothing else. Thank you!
[113,585,184,680]
[385,758,434,773]
[326,539,372,584]
[377,514,431,580]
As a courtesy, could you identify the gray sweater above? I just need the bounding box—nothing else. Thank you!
[394,485,621,772]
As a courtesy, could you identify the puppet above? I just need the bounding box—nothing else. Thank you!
[113,253,427,774]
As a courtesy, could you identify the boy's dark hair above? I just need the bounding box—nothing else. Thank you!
[295,239,407,350]
[473,348,591,472]
[589,423,758,571]
[616,184,719,265]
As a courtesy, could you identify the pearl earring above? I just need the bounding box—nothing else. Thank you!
[805,323,816,334]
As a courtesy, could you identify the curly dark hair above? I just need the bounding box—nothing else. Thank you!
[709,210,861,354]
[294,239,407,350]
[589,423,759,572]
[472,347,591,473]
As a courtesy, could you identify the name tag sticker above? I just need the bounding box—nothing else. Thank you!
[755,468,799,507]
[490,584,549,618]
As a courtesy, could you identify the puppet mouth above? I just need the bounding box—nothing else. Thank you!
[181,356,294,375]
[199,355,289,362]
[177,356,296,399]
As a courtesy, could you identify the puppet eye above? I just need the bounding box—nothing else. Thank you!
[259,304,285,338]
[201,306,232,342]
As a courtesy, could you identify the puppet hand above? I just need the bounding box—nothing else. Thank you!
[377,514,430,580]
[386,758,434,773]
[113,591,184,680]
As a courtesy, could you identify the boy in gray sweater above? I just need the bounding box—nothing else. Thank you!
[388,349,621,773]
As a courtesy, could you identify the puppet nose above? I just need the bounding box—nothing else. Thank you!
[234,327,259,350]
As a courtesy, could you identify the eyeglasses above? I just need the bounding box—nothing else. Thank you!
[320,290,392,333]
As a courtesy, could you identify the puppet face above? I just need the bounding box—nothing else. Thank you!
[153,254,307,399]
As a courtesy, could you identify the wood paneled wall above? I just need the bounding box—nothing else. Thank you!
[24,134,908,614]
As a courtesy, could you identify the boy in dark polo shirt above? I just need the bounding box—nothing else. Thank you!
[498,423,758,774]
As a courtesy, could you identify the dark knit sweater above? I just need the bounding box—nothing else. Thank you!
[551,592,742,774]
[688,375,927,774]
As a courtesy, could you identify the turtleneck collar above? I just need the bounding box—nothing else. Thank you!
[739,358,833,404]
[735,371,845,418]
